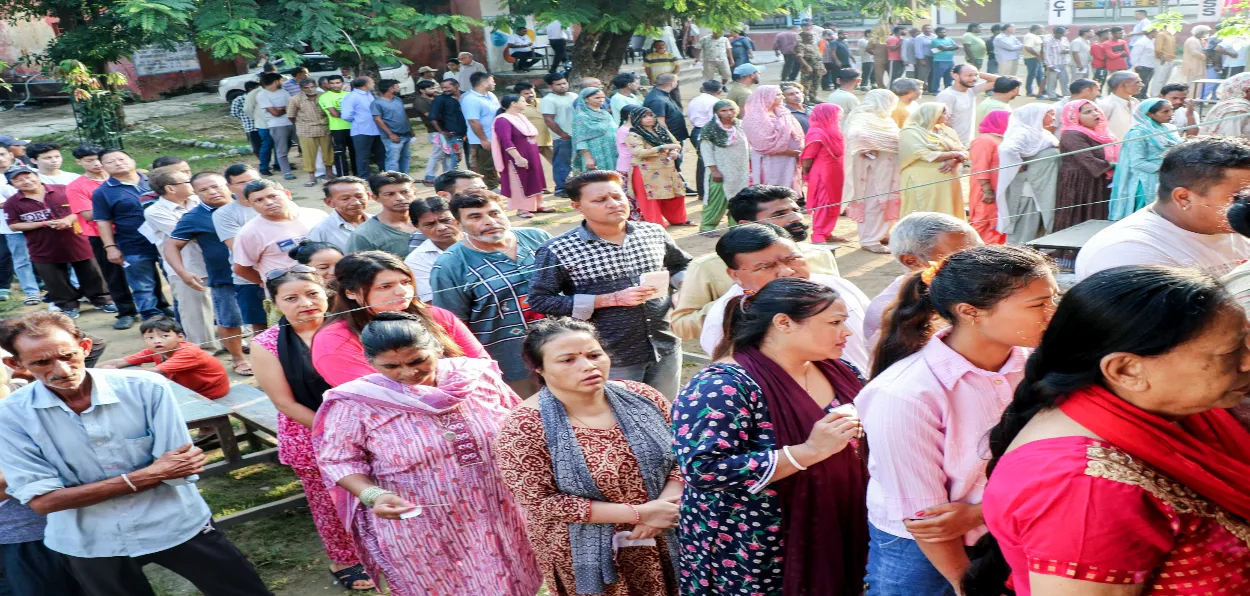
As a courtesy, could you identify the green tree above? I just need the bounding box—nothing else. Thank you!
[505,0,796,82]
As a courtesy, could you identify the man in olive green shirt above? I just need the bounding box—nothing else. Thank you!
[726,63,762,111]
[961,23,988,70]
[975,75,1020,127]
[318,75,354,176]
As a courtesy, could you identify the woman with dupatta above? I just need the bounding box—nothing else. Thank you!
[1054,99,1119,231]
[493,94,548,218]
[674,278,869,596]
[700,99,750,234]
[743,85,805,193]
[313,312,542,596]
[802,103,851,244]
[968,110,1009,244]
[1110,98,1183,220]
[1202,72,1250,137]
[625,107,690,226]
[995,103,1059,244]
[572,87,619,174]
[845,89,903,253]
[496,318,682,596]
[898,103,968,219]
[965,266,1250,596]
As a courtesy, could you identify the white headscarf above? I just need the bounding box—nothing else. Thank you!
[995,103,1059,233]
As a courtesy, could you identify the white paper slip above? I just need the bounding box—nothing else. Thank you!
[639,270,670,297]
[830,403,857,417]
[399,505,424,519]
[612,531,657,551]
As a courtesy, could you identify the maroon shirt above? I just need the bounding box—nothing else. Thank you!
[4,184,94,264]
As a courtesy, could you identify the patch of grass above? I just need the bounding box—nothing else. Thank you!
[196,463,303,516]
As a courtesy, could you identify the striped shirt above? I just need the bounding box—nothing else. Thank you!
[430,228,552,382]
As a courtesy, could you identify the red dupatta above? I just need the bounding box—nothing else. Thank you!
[1060,385,1250,521]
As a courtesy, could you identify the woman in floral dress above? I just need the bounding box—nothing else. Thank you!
[495,318,682,596]
[625,107,690,226]
[673,277,870,596]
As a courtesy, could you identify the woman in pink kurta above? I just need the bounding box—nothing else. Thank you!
[492,94,548,217]
[801,103,848,244]
[615,106,645,222]
[311,251,486,387]
[742,85,804,193]
[313,312,541,596]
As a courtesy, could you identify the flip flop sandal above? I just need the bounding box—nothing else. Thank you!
[331,564,376,592]
[533,206,557,213]
[517,211,535,219]
[233,362,254,376]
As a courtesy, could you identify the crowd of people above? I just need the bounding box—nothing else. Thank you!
[6,11,1250,596]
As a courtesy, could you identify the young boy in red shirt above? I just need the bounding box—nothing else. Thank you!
[98,316,230,399]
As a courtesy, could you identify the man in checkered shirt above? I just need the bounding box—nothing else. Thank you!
[529,170,692,398]
[230,81,263,162]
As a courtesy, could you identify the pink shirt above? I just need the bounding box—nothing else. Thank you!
[65,176,104,237]
[854,328,1028,544]
[615,124,634,173]
[232,206,327,279]
[311,314,488,387]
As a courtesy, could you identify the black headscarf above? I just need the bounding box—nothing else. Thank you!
[628,107,675,148]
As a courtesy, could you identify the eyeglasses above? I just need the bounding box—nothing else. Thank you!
[265,264,317,281]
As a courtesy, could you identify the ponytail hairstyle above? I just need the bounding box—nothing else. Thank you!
[713,277,841,360]
[360,311,444,360]
[962,265,1237,596]
[872,244,1053,378]
[329,250,463,357]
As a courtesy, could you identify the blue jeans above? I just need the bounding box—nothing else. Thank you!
[552,138,573,193]
[382,135,412,172]
[0,540,84,596]
[423,133,459,180]
[1024,58,1043,96]
[932,60,954,92]
[864,523,955,596]
[122,254,164,319]
[0,233,40,297]
[257,128,279,172]
[233,283,269,326]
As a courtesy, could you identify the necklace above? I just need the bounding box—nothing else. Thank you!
[796,363,811,393]
[568,412,595,428]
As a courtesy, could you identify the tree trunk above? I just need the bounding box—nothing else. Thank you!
[569,29,635,85]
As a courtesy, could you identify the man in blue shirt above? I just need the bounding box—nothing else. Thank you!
[0,312,273,596]
[339,77,385,178]
[88,148,170,321]
[166,172,251,376]
[913,24,935,95]
[930,26,960,92]
[460,71,501,189]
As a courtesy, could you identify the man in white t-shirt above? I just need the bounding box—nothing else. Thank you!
[231,179,327,285]
[26,142,80,186]
[936,63,997,146]
[698,223,872,372]
[505,26,541,72]
[1075,137,1250,281]
[256,72,296,179]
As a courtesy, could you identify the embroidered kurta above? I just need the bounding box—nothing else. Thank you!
[494,381,681,596]
[315,366,542,596]
[626,131,684,202]
[984,436,1250,595]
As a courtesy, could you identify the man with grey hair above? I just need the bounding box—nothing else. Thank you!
[862,212,982,348]
[454,52,487,91]
[889,77,924,126]
[1097,70,1143,139]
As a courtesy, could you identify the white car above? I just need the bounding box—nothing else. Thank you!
[216,53,415,102]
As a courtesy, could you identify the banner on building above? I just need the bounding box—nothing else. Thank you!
[132,43,201,76]
[1049,0,1074,26]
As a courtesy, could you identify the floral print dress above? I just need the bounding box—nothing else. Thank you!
[672,362,852,595]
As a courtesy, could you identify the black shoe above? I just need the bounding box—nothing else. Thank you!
[113,315,137,330]
[259,170,274,176]
[684,187,699,197]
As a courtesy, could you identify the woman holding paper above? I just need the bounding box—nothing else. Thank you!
[674,277,869,596]
[495,318,683,596]
[313,311,541,596]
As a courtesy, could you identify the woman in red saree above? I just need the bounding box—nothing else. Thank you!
[964,266,1250,596]
[801,103,849,244]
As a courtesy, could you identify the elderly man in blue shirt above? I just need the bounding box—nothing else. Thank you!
[339,77,386,178]
[0,312,273,596]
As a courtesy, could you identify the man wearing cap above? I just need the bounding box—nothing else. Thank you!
[0,136,31,165]
[417,66,438,81]
[727,63,762,111]
[3,167,114,318]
